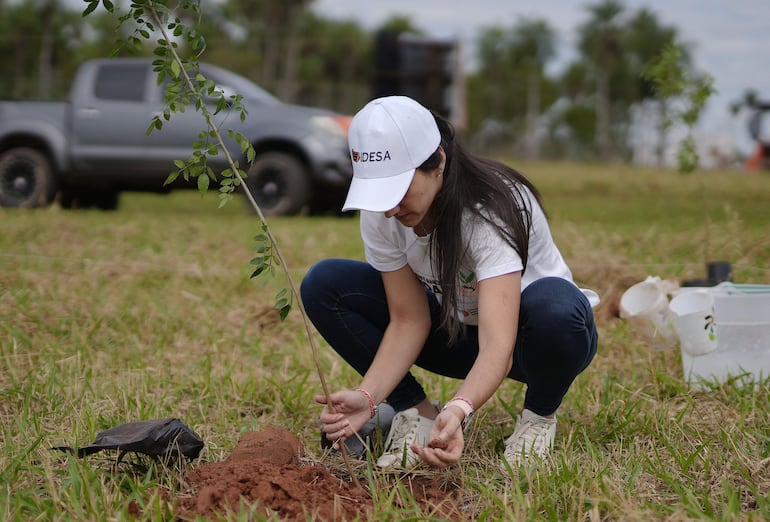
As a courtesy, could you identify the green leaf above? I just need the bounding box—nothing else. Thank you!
[247,147,256,163]
[82,1,98,16]
[164,171,180,187]
[274,298,290,310]
[173,160,186,169]
[250,266,265,279]
[171,60,181,78]
[197,173,210,195]
[276,288,289,299]
[279,305,291,321]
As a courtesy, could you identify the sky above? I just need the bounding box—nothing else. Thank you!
[311,0,770,160]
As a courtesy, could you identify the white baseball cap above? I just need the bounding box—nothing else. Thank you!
[342,96,441,212]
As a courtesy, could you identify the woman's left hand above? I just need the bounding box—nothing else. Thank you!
[410,409,464,468]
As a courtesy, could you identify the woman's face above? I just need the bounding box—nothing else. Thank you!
[384,149,445,228]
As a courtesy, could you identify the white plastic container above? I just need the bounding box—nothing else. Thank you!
[669,290,718,356]
[680,284,770,386]
[619,276,677,350]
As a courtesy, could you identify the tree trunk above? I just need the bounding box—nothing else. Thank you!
[279,5,301,103]
[261,22,279,93]
[13,32,28,99]
[656,100,667,166]
[596,68,611,160]
[524,69,540,160]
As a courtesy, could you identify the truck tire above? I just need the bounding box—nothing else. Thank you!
[244,152,310,216]
[0,147,58,208]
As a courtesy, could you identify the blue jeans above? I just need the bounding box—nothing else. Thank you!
[300,258,598,417]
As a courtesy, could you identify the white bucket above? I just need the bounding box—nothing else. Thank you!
[681,285,770,386]
[668,290,718,356]
[619,277,677,350]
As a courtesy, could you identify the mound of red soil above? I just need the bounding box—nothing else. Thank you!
[176,427,372,521]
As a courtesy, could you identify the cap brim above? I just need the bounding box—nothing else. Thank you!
[341,168,415,212]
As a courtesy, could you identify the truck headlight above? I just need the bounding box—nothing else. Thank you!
[310,115,352,138]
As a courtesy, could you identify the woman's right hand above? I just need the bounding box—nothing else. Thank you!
[314,390,372,447]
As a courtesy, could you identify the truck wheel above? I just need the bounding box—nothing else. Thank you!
[244,152,310,216]
[0,147,57,208]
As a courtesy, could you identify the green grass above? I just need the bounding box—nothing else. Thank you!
[1,162,769,520]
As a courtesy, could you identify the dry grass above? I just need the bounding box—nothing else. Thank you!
[1,162,769,520]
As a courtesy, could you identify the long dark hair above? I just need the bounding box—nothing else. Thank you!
[419,112,544,341]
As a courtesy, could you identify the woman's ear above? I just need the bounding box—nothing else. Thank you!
[437,147,447,176]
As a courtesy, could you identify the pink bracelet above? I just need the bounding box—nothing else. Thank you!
[356,388,376,419]
[443,396,474,416]
[451,396,474,412]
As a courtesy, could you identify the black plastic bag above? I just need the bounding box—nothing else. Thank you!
[55,418,204,461]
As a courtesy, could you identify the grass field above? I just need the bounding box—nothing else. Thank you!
[1,162,769,520]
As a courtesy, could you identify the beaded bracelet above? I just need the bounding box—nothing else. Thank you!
[356,388,376,419]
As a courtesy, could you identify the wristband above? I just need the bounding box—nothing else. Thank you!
[356,388,376,419]
[443,396,475,429]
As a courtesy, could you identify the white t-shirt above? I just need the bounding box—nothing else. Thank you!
[360,185,600,325]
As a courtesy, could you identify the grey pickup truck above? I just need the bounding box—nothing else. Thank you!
[0,58,354,214]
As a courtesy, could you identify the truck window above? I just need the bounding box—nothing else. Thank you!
[93,63,148,102]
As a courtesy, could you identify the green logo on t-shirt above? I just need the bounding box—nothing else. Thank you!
[459,271,475,284]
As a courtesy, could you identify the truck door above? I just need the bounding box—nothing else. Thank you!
[70,61,164,178]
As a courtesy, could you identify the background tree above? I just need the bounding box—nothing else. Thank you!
[508,17,556,160]
[643,44,715,173]
[624,8,685,165]
[468,26,513,133]
[577,0,626,160]
[550,62,596,158]
[0,0,717,164]
[295,13,372,111]
[0,0,83,99]
[570,0,686,162]
[467,19,556,156]
[219,0,314,101]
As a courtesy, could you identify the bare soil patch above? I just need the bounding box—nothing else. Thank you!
[173,427,465,521]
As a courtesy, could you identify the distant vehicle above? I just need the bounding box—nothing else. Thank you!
[0,58,353,214]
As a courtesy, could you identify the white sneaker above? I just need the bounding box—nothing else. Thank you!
[344,403,396,457]
[502,409,557,468]
[376,408,434,470]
